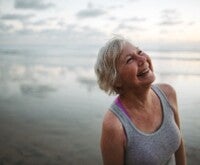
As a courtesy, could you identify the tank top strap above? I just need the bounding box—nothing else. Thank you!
[110,84,175,138]
[151,84,173,110]
[110,103,132,127]
[109,84,180,165]
[110,103,134,139]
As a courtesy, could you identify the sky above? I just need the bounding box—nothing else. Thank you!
[0,0,200,51]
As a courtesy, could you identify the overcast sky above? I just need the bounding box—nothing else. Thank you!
[0,0,200,51]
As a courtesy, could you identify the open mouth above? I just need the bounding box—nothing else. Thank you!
[137,68,150,77]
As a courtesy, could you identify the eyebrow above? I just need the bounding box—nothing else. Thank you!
[124,47,139,58]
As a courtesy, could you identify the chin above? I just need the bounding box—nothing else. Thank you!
[150,72,156,83]
[143,72,156,87]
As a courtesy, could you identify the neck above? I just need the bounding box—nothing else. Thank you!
[119,85,153,112]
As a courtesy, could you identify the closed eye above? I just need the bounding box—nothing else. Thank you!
[126,57,134,64]
[138,50,143,55]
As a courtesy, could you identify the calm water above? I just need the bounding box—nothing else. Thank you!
[0,45,200,165]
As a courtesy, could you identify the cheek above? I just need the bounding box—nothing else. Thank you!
[119,66,138,81]
[147,57,154,71]
[150,61,154,71]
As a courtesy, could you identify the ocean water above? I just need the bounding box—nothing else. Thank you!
[0,45,199,165]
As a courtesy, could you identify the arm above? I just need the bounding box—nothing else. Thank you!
[158,83,187,165]
[101,110,126,165]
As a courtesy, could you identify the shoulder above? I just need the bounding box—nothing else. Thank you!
[156,83,180,123]
[101,110,125,143]
[157,83,177,102]
[101,110,126,165]
[156,83,178,112]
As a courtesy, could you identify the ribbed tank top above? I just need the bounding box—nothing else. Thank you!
[110,85,181,165]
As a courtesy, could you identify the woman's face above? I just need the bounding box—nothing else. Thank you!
[116,42,155,91]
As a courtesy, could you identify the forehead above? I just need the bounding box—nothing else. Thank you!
[120,42,138,58]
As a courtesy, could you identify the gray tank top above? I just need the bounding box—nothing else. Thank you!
[110,85,181,165]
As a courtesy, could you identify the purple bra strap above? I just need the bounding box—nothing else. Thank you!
[114,96,131,119]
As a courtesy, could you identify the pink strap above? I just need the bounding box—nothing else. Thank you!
[115,97,131,119]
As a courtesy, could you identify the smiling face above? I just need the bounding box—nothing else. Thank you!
[116,42,155,92]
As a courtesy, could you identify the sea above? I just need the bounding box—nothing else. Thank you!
[0,45,199,165]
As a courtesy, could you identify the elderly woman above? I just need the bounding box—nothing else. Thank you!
[94,37,186,165]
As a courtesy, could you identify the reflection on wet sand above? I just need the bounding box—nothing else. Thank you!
[0,49,200,164]
[77,76,96,92]
[0,106,101,165]
[20,83,57,98]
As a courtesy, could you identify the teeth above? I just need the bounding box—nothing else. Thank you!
[142,68,149,73]
[137,68,149,76]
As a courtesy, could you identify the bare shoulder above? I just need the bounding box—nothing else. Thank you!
[101,110,126,165]
[157,83,177,99]
[101,110,125,142]
[156,83,182,128]
[157,83,178,112]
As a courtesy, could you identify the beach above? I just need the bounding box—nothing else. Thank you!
[0,45,200,164]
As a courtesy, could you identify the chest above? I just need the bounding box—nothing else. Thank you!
[125,107,181,165]
[129,102,163,134]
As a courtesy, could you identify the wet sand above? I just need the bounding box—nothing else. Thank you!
[0,107,102,165]
[0,48,200,165]
[0,105,199,165]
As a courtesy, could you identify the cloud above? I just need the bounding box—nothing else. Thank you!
[26,18,54,26]
[16,28,35,35]
[0,13,34,32]
[14,0,54,10]
[128,17,146,22]
[0,22,14,32]
[31,19,48,26]
[0,13,34,21]
[109,16,146,23]
[159,9,182,26]
[76,2,106,18]
[0,22,106,52]
[77,9,105,18]
[116,23,145,31]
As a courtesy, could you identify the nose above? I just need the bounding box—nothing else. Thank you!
[137,55,146,66]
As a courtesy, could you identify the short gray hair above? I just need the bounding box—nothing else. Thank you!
[94,36,129,95]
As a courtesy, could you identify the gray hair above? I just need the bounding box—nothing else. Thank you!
[94,36,129,95]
